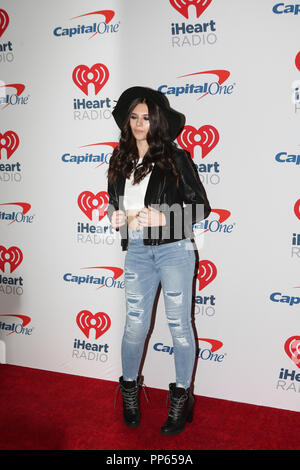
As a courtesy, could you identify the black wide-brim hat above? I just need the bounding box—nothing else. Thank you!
[112,86,186,140]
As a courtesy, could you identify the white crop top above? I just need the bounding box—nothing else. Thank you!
[123,165,153,211]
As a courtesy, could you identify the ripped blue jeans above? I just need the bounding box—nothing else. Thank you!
[122,228,196,389]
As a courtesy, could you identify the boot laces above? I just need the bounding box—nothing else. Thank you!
[166,392,188,420]
[114,382,149,409]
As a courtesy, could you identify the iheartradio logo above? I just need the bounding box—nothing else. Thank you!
[284,336,300,368]
[72,63,109,96]
[197,260,217,290]
[169,0,212,19]
[78,191,109,222]
[177,125,219,159]
[294,199,300,221]
[0,9,9,38]
[0,245,23,273]
[0,131,19,159]
[76,310,111,340]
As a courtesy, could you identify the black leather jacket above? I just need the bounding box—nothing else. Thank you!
[107,148,211,251]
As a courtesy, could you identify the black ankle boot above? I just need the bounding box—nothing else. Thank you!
[119,376,141,427]
[161,383,194,436]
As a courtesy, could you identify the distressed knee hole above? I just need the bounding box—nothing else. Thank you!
[166,291,183,305]
[125,270,138,281]
[175,337,189,346]
[127,293,144,319]
[127,293,143,304]
[167,319,181,328]
[128,310,144,321]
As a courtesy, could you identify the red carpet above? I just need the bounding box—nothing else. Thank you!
[0,364,298,451]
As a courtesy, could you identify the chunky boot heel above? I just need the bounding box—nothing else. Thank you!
[161,383,194,436]
[186,407,194,423]
[118,376,142,427]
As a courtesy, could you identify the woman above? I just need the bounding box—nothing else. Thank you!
[107,86,211,436]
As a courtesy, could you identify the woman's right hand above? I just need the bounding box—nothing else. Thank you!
[111,210,126,229]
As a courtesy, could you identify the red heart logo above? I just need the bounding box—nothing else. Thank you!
[294,199,300,221]
[0,246,23,273]
[197,260,217,290]
[76,310,111,340]
[169,0,213,19]
[72,63,109,96]
[0,9,9,38]
[284,336,300,369]
[78,191,109,222]
[0,131,20,159]
[177,125,219,159]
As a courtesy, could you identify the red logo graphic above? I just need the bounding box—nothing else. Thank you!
[79,141,118,167]
[0,131,19,159]
[294,199,300,221]
[198,338,223,352]
[0,9,9,38]
[0,84,26,110]
[295,52,300,72]
[284,336,300,369]
[0,202,31,225]
[170,0,213,19]
[0,314,31,335]
[197,260,217,290]
[72,63,109,96]
[78,191,109,221]
[197,208,231,235]
[70,10,115,39]
[0,246,23,273]
[211,209,231,223]
[177,125,219,159]
[76,310,111,339]
[178,70,230,100]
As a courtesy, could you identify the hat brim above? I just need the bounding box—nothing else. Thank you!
[112,86,185,140]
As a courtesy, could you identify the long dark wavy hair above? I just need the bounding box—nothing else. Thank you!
[107,97,180,187]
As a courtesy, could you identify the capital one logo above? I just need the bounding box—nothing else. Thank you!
[294,199,300,220]
[78,191,109,221]
[0,131,19,159]
[195,208,232,235]
[0,246,23,273]
[177,124,219,159]
[0,84,26,110]
[197,260,217,290]
[169,0,213,19]
[0,314,31,335]
[0,202,31,225]
[77,141,118,167]
[198,337,223,352]
[284,336,300,368]
[0,9,9,37]
[76,310,111,339]
[72,63,109,96]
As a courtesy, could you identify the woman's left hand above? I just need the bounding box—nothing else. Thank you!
[136,205,166,227]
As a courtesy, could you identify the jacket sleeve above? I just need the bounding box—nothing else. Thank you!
[107,179,120,231]
[159,149,211,239]
[176,149,211,223]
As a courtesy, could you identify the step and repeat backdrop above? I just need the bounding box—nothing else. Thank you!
[1,0,299,413]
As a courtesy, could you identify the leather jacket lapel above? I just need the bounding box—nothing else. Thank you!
[144,164,163,207]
